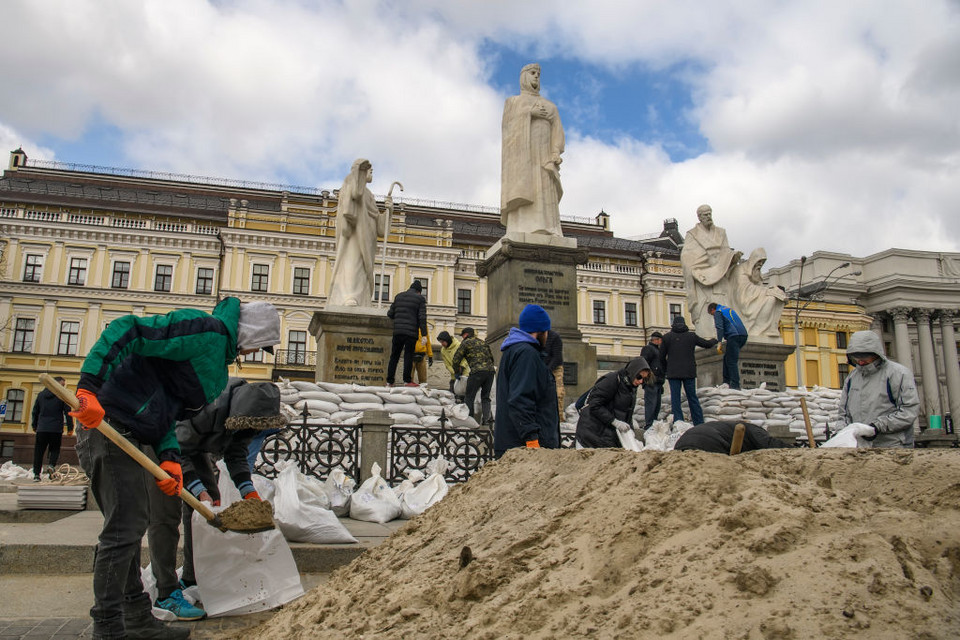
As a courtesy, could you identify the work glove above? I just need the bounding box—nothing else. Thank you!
[244,490,262,501]
[717,341,725,355]
[70,389,104,430]
[612,419,631,433]
[525,439,540,449]
[156,460,183,497]
[852,423,877,438]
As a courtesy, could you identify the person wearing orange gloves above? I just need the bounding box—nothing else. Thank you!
[70,298,279,640]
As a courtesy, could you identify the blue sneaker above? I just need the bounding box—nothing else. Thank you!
[155,588,206,621]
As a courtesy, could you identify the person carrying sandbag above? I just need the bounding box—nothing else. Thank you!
[437,331,469,401]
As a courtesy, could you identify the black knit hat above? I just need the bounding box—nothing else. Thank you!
[437,331,452,344]
[651,331,663,339]
[225,382,287,431]
[411,281,423,292]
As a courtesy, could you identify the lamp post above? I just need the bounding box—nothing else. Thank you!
[793,259,857,388]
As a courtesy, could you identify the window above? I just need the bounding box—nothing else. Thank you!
[112,261,130,289]
[243,350,264,363]
[374,274,391,302]
[838,363,850,386]
[12,318,35,352]
[196,268,214,295]
[154,265,173,292]
[669,303,683,322]
[457,288,472,315]
[23,254,43,283]
[288,331,307,365]
[593,300,606,325]
[251,264,269,292]
[67,257,87,286]
[414,277,428,300]
[836,331,848,350]
[624,302,637,327]
[293,267,310,295]
[58,321,80,355]
[4,389,25,422]
[0,439,13,458]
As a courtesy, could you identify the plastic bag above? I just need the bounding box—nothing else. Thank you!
[349,462,401,523]
[273,463,356,544]
[141,564,198,621]
[616,428,644,452]
[322,467,356,517]
[191,506,304,617]
[821,423,872,448]
[453,376,467,397]
[400,458,450,519]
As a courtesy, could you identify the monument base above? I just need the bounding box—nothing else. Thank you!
[695,342,795,391]
[309,308,393,385]
[478,238,597,400]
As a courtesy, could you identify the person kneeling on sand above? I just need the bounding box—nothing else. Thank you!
[674,421,791,454]
[575,358,652,449]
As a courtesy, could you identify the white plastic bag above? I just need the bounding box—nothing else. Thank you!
[616,428,644,452]
[140,564,197,621]
[400,458,450,519]
[821,423,872,448]
[191,507,304,617]
[453,376,467,397]
[322,467,355,517]
[273,464,356,544]
[349,462,402,523]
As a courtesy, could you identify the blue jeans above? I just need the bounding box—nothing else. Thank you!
[723,335,748,389]
[669,378,704,425]
[644,381,664,427]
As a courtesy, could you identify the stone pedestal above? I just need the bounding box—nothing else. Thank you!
[309,307,394,385]
[477,236,597,400]
[358,410,393,481]
[695,342,795,391]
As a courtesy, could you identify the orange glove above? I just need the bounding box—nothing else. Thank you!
[525,439,540,449]
[70,389,104,430]
[156,460,183,497]
[243,490,262,501]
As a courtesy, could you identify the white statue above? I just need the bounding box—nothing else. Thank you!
[327,158,389,308]
[732,248,787,343]
[680,204,742,333]
[501,63,565,237]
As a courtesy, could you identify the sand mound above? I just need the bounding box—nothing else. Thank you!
[251,449,960,639]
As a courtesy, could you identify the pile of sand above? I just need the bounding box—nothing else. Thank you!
[251,449,960,639]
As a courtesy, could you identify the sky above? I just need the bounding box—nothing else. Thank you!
[2,0,959,269]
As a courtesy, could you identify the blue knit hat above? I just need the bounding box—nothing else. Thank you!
[518,304,551,332]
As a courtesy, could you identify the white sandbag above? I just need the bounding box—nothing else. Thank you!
[290,381,322,392]
[449,403,470,420]
[452,376,467,397]
[393,469,425,500]
[821,423,873,448]
[420,404,447,416]
[294,399,340,415]
[272,464,357,544]
[349,462,402,523]
[420,415,441,427]
[376,392,417,404]
[330,410,361,422]
[389,413,422,424]
[340,402,385,412]
[339,392,383,404]
[617,428,644,452]
[392,386,425,397]
[417,395,442,406]
[252,474,276,503]
[449,415,480,428]
[400,458,450,519]
[383,402,424,416]
[322,468,356,517]
[317,382,354,394]
[298,390,343,404]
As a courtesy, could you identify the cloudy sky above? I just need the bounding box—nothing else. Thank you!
[2,0,959,268]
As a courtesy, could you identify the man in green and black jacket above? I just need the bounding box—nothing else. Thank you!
[69,297,280,640]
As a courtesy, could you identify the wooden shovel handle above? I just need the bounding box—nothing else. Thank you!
[729,422,746,455]
[800,396,817,448]
[39,373,217,523]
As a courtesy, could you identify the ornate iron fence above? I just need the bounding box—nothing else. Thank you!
[389,425,494,484]
[256,420,362,482]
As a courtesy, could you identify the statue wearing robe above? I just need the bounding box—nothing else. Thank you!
[733,248,787,343]
[680,205,741,333]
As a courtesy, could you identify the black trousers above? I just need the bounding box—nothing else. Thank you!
[33,431,63,476]
[387,334,417,384]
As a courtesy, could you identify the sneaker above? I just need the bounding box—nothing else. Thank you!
[404,382,419,387]
[33,475,41,483]
[124,611,191,640]
[155,589,206,621]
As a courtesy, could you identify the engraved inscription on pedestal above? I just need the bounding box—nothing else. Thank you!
[310,310,394,385]
[332,336,387,381]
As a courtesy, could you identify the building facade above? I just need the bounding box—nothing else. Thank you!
[0,149,686,438]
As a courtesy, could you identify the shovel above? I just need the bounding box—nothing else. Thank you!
[40,374,275,534]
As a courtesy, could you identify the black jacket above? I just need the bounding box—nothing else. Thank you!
[494,328,559,456]
[31,389,74,434]
[640,341,664,384]
[575,358,648,448]
[674,421,790,453]
[660,317,717,380]
[543,331,563,371]
[387,286,427,338]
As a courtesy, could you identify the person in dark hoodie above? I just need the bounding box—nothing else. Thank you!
[639,332,665,428]
[659,315,718,426]
[575,357,652,448]
[675,421,790,453]
[494,304,559,457]
[30,376,74,481]
[386,281,428,387]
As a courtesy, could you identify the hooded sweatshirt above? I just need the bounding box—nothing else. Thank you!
[494,327,559,456]
[575,357,650,448]
[659,316,718,380]
[839,330,920,448]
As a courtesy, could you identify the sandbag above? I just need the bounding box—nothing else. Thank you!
[339,392,383,404]
[340,402,384,412]
[400,458,450,519]
[294,399,340,415]
[452,376,467,397]
[821,423,872,448]
[617,427,644,452]
[272,464,357,544]
[298,390,343,404]
[317,382,354,394]
[383,402,424,416]
[290,381,323,392]
[322,468,355,517]
[389,413,422,424]
[376,392,416,404]
[349,462,401,523]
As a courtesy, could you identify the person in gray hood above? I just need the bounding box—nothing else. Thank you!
[838,330,920,448]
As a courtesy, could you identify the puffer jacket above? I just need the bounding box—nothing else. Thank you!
[77,297,242,455]
[660,316,718,380]
[31,388,74,434]
[575,357,649,448]
[839,330,920,448]
[387,286,427,338]
[494,328,559,456]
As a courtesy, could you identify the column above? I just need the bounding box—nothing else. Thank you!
[890,307,914,372]
[939,311,960,428]
[915,309,942,418]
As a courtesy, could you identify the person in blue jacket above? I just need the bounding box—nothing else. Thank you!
[494,304,559,457]
[707,302,748,389]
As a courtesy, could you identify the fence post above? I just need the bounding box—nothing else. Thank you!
[359,410,393,482]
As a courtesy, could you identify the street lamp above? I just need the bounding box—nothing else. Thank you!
[793,260,858,388]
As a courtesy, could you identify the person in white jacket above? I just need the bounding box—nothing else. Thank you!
[838,330,920,448]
